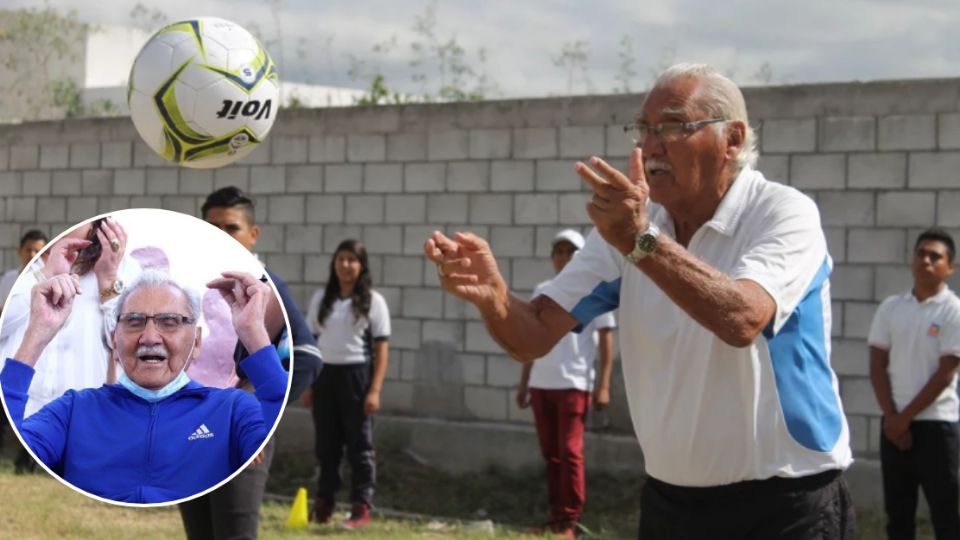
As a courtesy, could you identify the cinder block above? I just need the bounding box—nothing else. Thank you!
[36,197,66,223]
[178,169,214,195]
[401,350,417,381]
[51,170,82,196]
[824,227,845,263]
[237,139,271,165]
[323,224,362,253]
[490,226,535,257]
[0,224,19,247]
[386,132,427,162]
[513,128,557,159]
[309,135,346,163]
[840,376,881,415]
[344,195,384,224]
[385,195,426,224]
[830,264,873,300]
[99,197,131,214]
[790,154,845,190]
[874,265,911,301]
[428,130,469,161]
[303,254,329,283]
[254,224,284,254]
[847,229,906,264]
[469,129,511,159]
[868,416,882,453]
[389,318,421,349]
[402,287,444,318]
[486,354,520,387]
[847,415,868,453]
[447,161,489,192]
[831,338,870,377]
[938,191,960,227]
[760,118,816,153]
[0,172,19,195]
[364,163,403,193]
[819,117,875,152]
[381,256,423,286]
[362,225,404,255]
[456,353,486,384]
[324,164,363,193]
[69,143,100,168]
[427,194,469,224]
[536,160,579,191]
[511,258,549,291]
[848,153,906,189]
[381,381,414,412]
[559,126,604,158]
[817,192,874,227]
[558,193,591,225]
[876,191,936,227]
[161,196,196,216]
[129,196,163,209]
[605,124,634,158]
[265,254,304,283]
[405,163,445,192]
[284,225,324,253]
[469,194,513,224]
[514,194,558,225]
[249,165,286,194]
[908,152,960,188]
[100,141,132,168]
[843,302,879,340]
[81,170,113,195]
[832,301,844,338]
[271,136,308,164]
[403,225,436,255]
[0,146,7,171]
[22,171,51,196]
[757,154,789,184]
[114,169,145,195]
[939,112,960,149]
[347,133,386,162]
[213,167,249,191]
[268,195,305,223]
[465,321,502,354]
[422,320,464,346]
[146,169,179,194]
[66,197,96,223]
[287,165,324,193]
[508,395,535,424]
[491,160,534,192]
[444,294,469,320]
[464,386,508,421]
[10,145,39,170]
[39,144,69,169]
[878,114,936,150]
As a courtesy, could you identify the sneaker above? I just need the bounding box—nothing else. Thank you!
[341,503,371,529]
[311,498,334,524]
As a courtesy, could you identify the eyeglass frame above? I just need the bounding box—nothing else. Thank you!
[116,312,197,333]
[622,117,727,145]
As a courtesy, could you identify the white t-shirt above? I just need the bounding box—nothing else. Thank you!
[306,289,390,365]
[529,279,615,391]
[542,167,852,487]
[867,287,960,422]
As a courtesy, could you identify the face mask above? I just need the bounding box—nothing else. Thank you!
[117,331,196,403]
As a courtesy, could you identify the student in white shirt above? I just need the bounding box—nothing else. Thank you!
[304,239,390,530]
[0,229,47,313]
[869,228,960,540]
[516,229,615,538]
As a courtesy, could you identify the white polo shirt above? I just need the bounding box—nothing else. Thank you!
[306,289,390,365]
[867,287,960,422]
[529,279,616,392]
[542,167,852,487]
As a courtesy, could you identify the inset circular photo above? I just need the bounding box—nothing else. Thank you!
[0,208,292,506]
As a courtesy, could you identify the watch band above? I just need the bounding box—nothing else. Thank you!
[625,223,661,264]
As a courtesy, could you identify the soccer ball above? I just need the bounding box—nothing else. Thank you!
[127,17,279,169]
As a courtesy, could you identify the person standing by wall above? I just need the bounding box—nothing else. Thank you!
[868,228,960,540]
[0,229,47,312]
[516,228,615,538]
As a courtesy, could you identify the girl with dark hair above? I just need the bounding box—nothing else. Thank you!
[304,239,390,529]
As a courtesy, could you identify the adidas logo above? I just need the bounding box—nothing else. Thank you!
[187,424,215,441]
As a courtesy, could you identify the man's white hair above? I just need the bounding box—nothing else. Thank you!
[115,269,202,322]
[651,63,758,172]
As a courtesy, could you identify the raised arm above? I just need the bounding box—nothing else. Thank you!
[424,231,577,362]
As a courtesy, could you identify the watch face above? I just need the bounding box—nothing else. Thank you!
[638,233,658,253]
[113,280,124,294]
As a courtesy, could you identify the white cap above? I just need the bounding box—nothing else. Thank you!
[552,228,585,250]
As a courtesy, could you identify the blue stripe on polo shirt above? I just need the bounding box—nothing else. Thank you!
[763,258,842,452]
[569,278,621,332]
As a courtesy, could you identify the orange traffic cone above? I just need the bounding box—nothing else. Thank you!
[285,487,310,529]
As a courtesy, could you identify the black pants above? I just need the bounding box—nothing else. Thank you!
[179,437,276,540]
[638,470,856,540]
[881,419,960,540]
[312,363,375,506]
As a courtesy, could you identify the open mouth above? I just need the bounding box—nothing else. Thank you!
[136,345,169,364]
[138,355,167,363]
[645,160,673,177]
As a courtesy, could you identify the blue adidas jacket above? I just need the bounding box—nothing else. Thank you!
[1,345,288,504]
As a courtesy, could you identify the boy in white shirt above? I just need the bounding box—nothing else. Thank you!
[516,229,615,538]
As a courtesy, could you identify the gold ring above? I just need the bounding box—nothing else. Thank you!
[109,239,120,253]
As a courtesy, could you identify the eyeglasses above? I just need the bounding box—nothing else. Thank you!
[117,312,196,333]
[622,118,727,145]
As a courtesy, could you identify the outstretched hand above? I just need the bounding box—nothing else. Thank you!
[575,148,650,255]
[207,271,272,354]
[93,217,127,286]
[42,238,92,278]
[423,231,509,315]
[15,273,82,366]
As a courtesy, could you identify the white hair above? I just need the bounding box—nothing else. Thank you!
[650,63,758,172]
[115,269,202,322]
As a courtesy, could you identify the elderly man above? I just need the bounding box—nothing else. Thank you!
[0,269,288,504]
[425,63,855,539]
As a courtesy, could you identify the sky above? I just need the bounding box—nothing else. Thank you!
[4,0,960,99]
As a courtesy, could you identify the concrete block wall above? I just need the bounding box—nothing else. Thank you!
[2,78,960,463]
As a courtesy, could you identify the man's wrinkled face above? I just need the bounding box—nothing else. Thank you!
[912,239,954,288]
[17,239,46,269]
[113,286,201,390]
[204,206,259,251]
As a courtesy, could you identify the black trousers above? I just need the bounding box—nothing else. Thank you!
[179,437,276,540]
[312,363,375,506]
[638,470,856,540]
[880,419,960,540]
